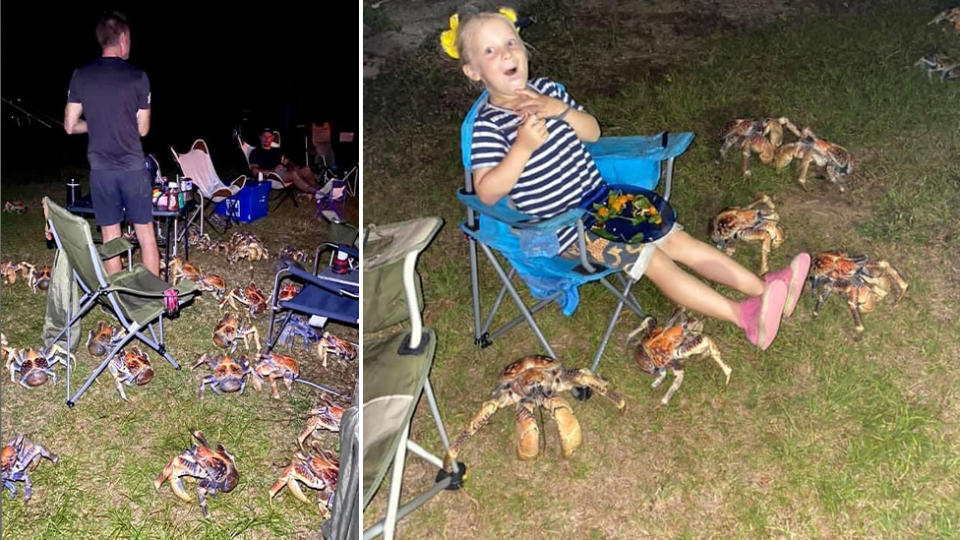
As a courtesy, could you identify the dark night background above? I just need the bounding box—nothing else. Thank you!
[1,3,359,182]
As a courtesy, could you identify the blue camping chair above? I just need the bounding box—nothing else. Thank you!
[457,88,694,375]
[265,243,358,398]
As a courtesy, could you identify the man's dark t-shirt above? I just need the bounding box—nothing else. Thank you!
[68,57,150,171]
[249,147,283,171]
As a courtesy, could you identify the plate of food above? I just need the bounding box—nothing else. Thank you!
[581,185,676,244]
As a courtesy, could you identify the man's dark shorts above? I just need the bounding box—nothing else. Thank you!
[90,168,153,226]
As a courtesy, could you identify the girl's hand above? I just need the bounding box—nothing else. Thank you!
[515,113,549,153]
[511,88,568,119]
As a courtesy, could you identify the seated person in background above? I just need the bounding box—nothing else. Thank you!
[247,127,319,194]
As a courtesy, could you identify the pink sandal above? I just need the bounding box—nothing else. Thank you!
[764,252,811,318]
[739,280,787,350]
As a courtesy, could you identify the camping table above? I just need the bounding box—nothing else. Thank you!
[66,195,195,282]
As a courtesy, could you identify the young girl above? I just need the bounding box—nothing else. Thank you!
[453,10,810,350]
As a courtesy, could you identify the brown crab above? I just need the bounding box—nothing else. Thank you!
[317,332,357,368]
[297,397,345,450]
[277,282,300,302]
[212,312,261,353]
[719,117,801,177]
[809,251,909,336]
[277,246,307,263]
[444,355,626,468]
[915,53,960,82]
[25,265,51,294]
[250,353,300,399]
[154,430,239,517]
[228,231,270,272]
[3,200,27,214]
[168,257,202,286]
[220,282,270,316]
[709,194,784,274]
[196,273,227,300]
[86,322,123,357]
[774,128,854,192]
[626,308,730,405]
[192,353,251,398]
[108,346,154,400]
[2,435,58,501]
[6,345,74,388]
[1,261,23,284]
[929,7,960,32]
[269,442,339,519]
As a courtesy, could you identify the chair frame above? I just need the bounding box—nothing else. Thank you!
[460,91,685,374]
[171,139,246,236]
[362,218,464,540]
[43,198,195,407]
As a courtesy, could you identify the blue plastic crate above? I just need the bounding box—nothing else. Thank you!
[215,181,271,222]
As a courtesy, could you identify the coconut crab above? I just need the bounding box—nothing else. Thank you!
[228,231,270,272]
[774,128,854,192]
[709,194,784,274]
[719,117,801,177]
[167,257,203,286]
[212,312,261,353]
[929,6,960,32]
[277,282,301,302]
[626,308,730,405]
[219,282,270,316]
[278,315,319,353]
[444,355,626,468]
[6,345,74,388]
[2,436,58,501]
[269,442,339,518]
[277,246,307,263]
[85,322,124,357]
[27,265,51,294]
[250,353,299,399]
[3,200,27,214]
[809,251,909,336]
[317,332,357,369]
[192,353,251,398]
[1,261,25,284]
[154,430,239,517]
[196,273,227,301]
[107,346,154,400]
[297,397,345,450]
[914,53,960,82]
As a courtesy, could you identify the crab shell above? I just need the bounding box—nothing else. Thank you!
[810,250,864,280]
[1,445,16,472]
[86,322,118,357]
[15,349,52,387]
[710,207,780,246]
[210,355,248,392]
[278,283,300,302]
[213,313,240,349]
[1,262,19,284]
[255,353,299,378]
[4,201,27,213]
[197,273,226,297]
[121,347,154,385]
[31,267,51,291]
[243,283,269,312]
[496,355,562,387]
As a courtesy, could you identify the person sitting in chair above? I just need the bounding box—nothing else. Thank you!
[247,127,319,194]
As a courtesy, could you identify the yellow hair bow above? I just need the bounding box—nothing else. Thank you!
[441,8,521,60]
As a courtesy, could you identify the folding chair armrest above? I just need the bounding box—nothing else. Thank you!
[456,189,584,231]
[585,132,695,162]
[98,237,133,260]
[285,263,358,298]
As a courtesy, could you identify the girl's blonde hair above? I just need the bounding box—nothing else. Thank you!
[455,8,525,65]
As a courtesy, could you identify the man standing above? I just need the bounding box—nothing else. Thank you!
[64,10,159,276]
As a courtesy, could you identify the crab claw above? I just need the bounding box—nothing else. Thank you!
[154,455,197,503]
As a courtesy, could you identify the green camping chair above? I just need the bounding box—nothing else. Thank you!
[362,217,464,540]
[42,197,199,407]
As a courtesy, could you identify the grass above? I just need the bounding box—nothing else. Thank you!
[363,1,960,537]
[1,180,358,539]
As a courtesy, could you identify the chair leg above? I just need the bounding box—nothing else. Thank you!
[67,323,140,407]
[266,310,293,354]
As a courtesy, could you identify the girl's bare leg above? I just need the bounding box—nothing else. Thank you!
[643,249,742,326]
[657,230,764,296]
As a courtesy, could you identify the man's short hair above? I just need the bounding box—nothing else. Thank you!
[96,10,130,48]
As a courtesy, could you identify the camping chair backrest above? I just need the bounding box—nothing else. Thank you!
[238,131,281,166]
[44,198,108,292]
[171,139,224,198]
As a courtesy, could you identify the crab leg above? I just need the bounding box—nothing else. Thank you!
[565,369,626,411]
[155,455,201,503]
[444,397,510,470]
[660,366,685,406]
[545,396,581,458]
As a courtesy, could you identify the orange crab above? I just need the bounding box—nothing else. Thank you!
[196,272,227,300]
[220,282,270,316]
[6,345,73,388]
[192,353,251,398]
[155,431,239,517]
[250,353,299,399]
[86,322,123,357]
[168,257,202,286]
[719,117,801,177]
[774,128,854,192]
[709,194,784,274]
[626,308,730,405]
[270,442,339,518]
[108,346,154,400]
[444,355,625,468]
[929,6,960,32]
[212,312,261,353]
[27,265,51,294]
[809,251,909,336]
[277,282,300,302]
[298,397,345,449]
